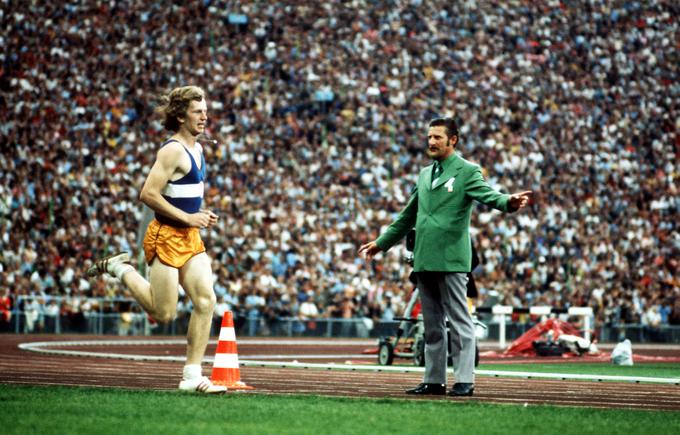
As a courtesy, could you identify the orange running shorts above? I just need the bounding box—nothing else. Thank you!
[143,219,206,268]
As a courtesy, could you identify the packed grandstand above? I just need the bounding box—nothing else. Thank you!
[1,1,678,336]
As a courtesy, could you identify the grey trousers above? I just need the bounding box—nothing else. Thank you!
[416,272,475,384]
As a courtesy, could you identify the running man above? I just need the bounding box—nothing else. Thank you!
[88,85,226,394]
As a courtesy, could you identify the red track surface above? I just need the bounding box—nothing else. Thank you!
[1,334,679,411]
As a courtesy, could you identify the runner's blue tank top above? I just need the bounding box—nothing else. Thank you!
[155,139,206,228]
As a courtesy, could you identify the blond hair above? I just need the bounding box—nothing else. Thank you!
[156,86,205,132]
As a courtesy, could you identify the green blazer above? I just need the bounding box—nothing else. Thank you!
[376,153,512,272]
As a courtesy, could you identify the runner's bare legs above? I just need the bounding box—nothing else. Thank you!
[120,260,179,323]
[120,254,214,365]
[178,253,215,365]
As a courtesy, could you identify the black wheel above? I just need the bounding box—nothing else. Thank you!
[378,341,394,365]
[413,337,425,367]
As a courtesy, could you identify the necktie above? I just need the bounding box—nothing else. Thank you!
[432,161,442,184]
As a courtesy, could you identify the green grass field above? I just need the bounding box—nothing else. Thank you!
[478,362,680,379]
[380,361,680,380]
[1,383,678,435]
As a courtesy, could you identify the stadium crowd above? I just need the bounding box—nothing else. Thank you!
[1,0,678,338]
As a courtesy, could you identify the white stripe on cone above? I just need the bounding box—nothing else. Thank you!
[213,353,240,369]
[218,327,236,342]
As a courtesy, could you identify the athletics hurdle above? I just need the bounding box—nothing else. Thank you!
[476,306,594,349]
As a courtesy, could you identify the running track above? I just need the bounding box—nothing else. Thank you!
[1,334,679,411]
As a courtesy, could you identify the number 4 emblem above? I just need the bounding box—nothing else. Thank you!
[445,177,456,192]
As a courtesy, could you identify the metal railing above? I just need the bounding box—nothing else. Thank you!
[5,296,378,338]
[3,296,679,343]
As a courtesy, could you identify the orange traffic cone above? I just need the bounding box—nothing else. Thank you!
[211,311,254,390]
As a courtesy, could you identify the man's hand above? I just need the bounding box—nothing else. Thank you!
[508,190,532,210]
[187,209,219,228]
[358,241,382,261]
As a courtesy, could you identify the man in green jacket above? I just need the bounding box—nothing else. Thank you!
[359,117,531,397]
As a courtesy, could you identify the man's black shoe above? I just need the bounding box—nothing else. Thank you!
[405,383,446,395]
[448,383,474,397]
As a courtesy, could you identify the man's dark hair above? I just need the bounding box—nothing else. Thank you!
[429,117,459,140]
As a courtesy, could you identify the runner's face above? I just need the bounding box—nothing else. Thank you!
[180,99,207,136]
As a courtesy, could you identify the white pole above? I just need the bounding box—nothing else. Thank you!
[492,305,514,349]
[568,307,594,342]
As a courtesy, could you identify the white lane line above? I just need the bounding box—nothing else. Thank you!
[18,339,375,347]
[17,339,680,385]
[236,354,370,360]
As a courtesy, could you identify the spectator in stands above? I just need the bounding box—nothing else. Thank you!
[23,297,43,333]
[299,291,320,320]
[0,288,13,332]
[244,288,266,336]
[667,299,680,326]
[212,295,230,334]
[299,290,321,334]
[642,304,663,341]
